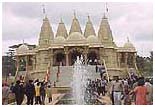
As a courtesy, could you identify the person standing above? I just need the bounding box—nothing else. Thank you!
[98,66,105,79]
[10,82,14,92]
[35,82,41,105]
[109,79,114,105]
[96,79,101,96]
[19,82,25,105]
[34,79,39,104]
[123,80,131,105]
[101,78,107,96]
[2,83,10,105]
[40,82,46,105]
[111,77,123,105]
[130,77,148,105]
[12,80,24,105]
[46,85,52,103]
[145,78,153,105]
[25,80,35,105]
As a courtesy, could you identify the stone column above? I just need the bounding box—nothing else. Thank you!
[84,47,88,64]
[64,47,69,66]
[32,56,36,71]
[133,52,136,65]
[25,56,28,72]
[50,49,54,66]
[99,48,104,64]
[66,52,69,66]
[117,53,121,68]
[25,55,29,81]
[125,53,128,67]
[15,56,19,80]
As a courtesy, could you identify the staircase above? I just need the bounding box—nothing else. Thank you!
[50,66,100,87]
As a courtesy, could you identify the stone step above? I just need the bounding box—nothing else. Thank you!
[50,66,100,87]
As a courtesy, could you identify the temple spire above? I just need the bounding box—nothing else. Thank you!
[84,15,96,37]
[38,12,54,47]
[56,18,68,38]
[98,4,115,47]
[69,10,82,34]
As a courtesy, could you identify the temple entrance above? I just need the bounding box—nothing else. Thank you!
[88,51,98,65]
[69,50,82,65]
[55,53,65,66]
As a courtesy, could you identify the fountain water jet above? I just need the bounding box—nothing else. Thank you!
[72,55,89,104]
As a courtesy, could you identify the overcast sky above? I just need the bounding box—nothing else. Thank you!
[2,2,153,57]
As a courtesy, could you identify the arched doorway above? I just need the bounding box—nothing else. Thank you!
[88,51,98,65]
[55,53,65,66]
[69,48,83,65]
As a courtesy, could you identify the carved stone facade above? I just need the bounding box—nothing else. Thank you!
[15,13,137,79]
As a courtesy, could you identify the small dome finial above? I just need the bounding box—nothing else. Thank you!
[22,39,24,44]
[73,10,76,19]
[60,17,63,23]
[127,36,129,42]
[103,2,108,19]
[88,13,90,18]
[42,4,47,18]
[88,13,90,19]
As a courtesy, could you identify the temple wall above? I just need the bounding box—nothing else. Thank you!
[34,50,51,79]
[103,48,117,68]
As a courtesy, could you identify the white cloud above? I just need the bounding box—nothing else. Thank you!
[2,2,153,57]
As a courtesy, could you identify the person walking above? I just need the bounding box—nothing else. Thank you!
[25,80,35,105]
[130,77,148,105]
[19,82,25,104]
[46,85,52,103]
[40,82,46,105]
[145,78,153,105]
[12,80,25,105]
[111,77,123,105]
[35,82,41,105]
[109,79,114,105]
[96,79,101,96]
[2,83,10,105]
[101,78,107,96]
[123,80,131,105]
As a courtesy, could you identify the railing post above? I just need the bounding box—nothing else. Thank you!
[102,59,109,82]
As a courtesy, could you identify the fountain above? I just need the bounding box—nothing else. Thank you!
[55,55,103,105]
[72,55,89,104]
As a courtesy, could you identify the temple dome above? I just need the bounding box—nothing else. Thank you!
[124,42,134,48]
[124,42,135,48]
[87,35,99,43]
[54,36,66,43]
[67,32,86,41]
[124,37,135,49]
[16,44,29,53]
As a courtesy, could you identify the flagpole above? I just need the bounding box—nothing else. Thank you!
[45,61,51,82]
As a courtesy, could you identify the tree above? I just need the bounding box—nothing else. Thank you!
[136,51,153,77]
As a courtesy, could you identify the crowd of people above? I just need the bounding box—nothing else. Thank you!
[2,79,54,105]
[2,74,153,105]
[85,74,153,105]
